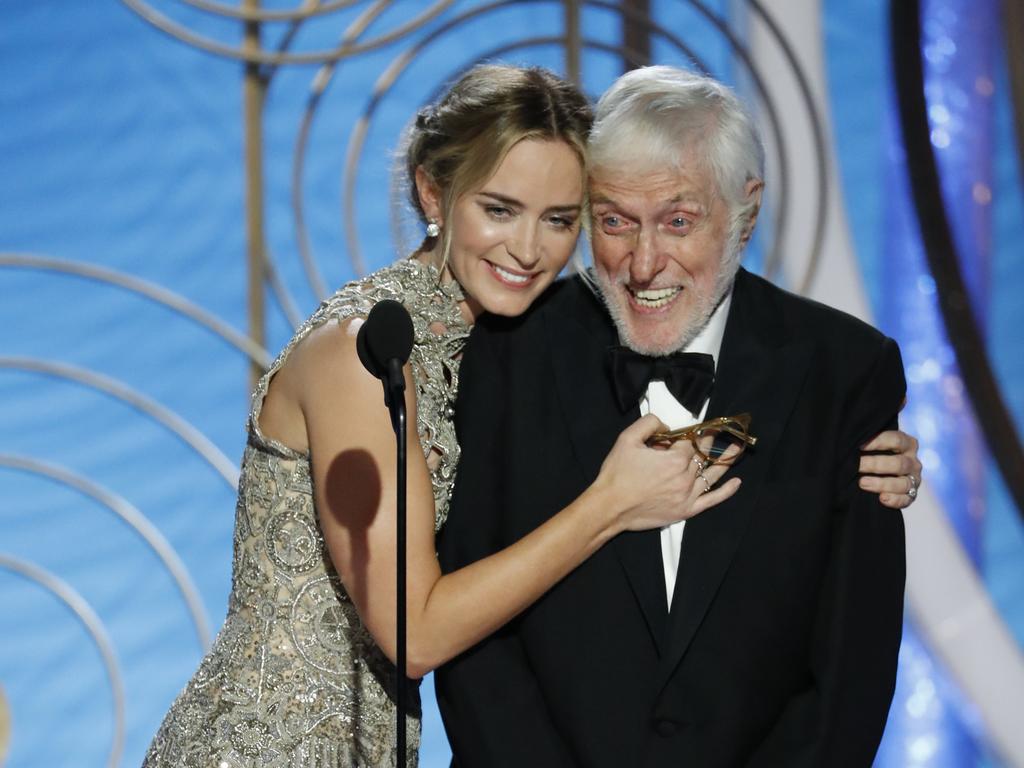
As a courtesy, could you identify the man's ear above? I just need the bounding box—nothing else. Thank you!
[738,179,764,247]
[414,166,443,225]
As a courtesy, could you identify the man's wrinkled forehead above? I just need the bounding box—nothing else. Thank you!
[588,119,711,165]
[587,163,717,211]
[588,138,714,186]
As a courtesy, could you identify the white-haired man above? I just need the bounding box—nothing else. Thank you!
[437,67,909,767]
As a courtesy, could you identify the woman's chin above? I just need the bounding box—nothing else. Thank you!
[475,288,541,318]
[470,275,556,318]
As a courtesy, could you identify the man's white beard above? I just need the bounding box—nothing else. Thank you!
[595,236,742,356]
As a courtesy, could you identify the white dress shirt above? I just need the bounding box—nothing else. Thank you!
[637,291,732,609]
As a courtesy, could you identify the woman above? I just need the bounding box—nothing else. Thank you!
[143,65,920,767]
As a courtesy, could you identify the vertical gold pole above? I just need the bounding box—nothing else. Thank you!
[622,0,651,71]
[0,684,10,767]
[565,0,581,86]
[243,1,267,389]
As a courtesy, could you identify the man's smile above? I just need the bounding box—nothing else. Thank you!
[626,285,683,311]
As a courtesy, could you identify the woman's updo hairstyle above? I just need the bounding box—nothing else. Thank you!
[404,64,593,262]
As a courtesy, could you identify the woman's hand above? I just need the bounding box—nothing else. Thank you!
[593,414,741,535]
[859,429,922,509]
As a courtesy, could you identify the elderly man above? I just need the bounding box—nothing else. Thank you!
[436,67,909,767]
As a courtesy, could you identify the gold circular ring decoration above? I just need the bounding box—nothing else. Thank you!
[119,0,455,65]
[122,0,828,333]
[0,555,127,768]
[309,0,810,285]
[0,453,216,650]
[180,0,365,21]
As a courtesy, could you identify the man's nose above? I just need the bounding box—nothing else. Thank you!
[629,229,663,283]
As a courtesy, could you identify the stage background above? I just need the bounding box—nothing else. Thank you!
[1,1,1022,766]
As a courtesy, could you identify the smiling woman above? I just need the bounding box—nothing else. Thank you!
[415,138,584,321]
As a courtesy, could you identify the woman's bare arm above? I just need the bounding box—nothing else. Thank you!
[275,319,737,678]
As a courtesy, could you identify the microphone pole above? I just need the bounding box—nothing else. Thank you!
[356,299,414,766]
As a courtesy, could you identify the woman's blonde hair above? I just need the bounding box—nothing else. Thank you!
[402,64,593,264]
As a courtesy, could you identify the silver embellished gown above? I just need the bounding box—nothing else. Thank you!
[143,259,469,768]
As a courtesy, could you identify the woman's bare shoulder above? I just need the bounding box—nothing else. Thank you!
[259,316,370,451]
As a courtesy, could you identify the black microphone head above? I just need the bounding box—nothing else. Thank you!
[355,318,378,377]
[356,299,415,379]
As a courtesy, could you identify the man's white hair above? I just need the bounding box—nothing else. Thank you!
[588,66,765,244]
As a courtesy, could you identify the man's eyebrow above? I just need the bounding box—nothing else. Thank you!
[589,193,705,212]
[669,192,705,207]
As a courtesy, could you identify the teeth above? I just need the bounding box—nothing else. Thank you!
[493,264,530,284]
[631,286,681,308]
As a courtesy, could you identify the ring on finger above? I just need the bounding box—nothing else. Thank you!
[907,474,919,500]
[699,474,712,494]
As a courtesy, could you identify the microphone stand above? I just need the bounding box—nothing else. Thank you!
[356,298,414,767]
[384,357,408,766]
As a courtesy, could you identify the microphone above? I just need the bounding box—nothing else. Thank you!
[355,298,414,764]
[356,299,415,414]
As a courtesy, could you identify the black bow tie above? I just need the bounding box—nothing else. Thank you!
[607,346,715,414]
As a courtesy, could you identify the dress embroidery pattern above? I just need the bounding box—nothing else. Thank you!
[143,259,469,767]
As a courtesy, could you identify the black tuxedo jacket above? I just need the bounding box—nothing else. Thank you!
[436,269,906,768]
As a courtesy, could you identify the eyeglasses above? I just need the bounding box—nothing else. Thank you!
[648,413,758,465]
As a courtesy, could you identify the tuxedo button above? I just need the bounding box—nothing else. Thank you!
[654,718,680,737]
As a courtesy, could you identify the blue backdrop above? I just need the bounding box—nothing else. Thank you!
[1,2,1021,766]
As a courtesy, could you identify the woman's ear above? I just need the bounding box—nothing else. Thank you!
[414,166,443,225]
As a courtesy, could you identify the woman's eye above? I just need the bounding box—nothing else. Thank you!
[485,206,512,219]
[549,215,577,230]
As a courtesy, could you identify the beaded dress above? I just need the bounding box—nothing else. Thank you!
[143,259,470,768]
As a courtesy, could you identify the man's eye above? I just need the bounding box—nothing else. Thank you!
[603,216,621,228]
[670,216,689,228]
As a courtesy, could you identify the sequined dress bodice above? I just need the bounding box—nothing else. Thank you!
[143,259,469,768]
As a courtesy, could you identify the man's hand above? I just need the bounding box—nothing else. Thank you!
[858,430,922,509]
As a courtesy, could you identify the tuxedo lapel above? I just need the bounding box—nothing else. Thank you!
[544,281,670,653]
[544,283,628,490]
[656,270,813,691]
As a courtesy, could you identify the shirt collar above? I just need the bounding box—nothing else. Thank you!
[683,288,732,366]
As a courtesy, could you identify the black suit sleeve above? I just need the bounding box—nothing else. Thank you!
[435,323,576,768]
[745,337,907,767]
